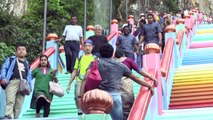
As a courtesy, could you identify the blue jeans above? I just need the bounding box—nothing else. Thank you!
[93,52,101,58]
[108,92,123,120]
[64,41,80,72]
[125,52,135,61]
[137,51,143,68]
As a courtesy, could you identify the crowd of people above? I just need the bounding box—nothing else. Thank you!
[0,7,212,120]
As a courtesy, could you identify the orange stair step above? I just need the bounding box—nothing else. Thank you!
[171,91,213,98]
[170,99,213,106]
[174,74,213,80]
[173,81,213,87]
[173,78,213,83]
[172,87,213,94]
[169,103,213,109]
[172,84,213,91]
[170,95,213,102]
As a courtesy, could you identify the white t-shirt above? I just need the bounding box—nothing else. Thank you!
[62,25,83,41]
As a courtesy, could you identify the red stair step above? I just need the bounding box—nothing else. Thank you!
[170,99,213,106]
[170,102,213,109]
[170,95,213,102]
[171,91,213,98]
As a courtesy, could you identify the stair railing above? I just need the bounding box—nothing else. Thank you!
[128,9,199,120]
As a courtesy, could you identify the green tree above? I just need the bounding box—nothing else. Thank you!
[0,42,15,67]
[0,0,94,64]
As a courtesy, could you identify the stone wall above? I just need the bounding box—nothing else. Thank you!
[0,0,28,17]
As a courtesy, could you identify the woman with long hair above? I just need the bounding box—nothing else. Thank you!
[31,55,57,118]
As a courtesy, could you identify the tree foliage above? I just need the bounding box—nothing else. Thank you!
[0,0,94,65]
[0,42,15,67]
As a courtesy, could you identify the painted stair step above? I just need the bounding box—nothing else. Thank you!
[174,76,213,82]
[176,63,213,69]
[183,58,213,60]
[158,115,213,120]
[184,53,213,56]
[182,61,213,65]
[169,103,213,109]
[171,91,213,98]
[173,81,213,86]
[22,115,78,119]
[52,98,76,102]
[24,109,77,115]
[184,57,213,60]
[182,61,213,64]
[173,78,213,83]
[183,57,213,60]
[184,48,213,52]
[23,110,78,116]
[169,99,213,106]
[172,87,213,94]
[158,107,213,120]
[175,68,213,73]
[25,106,76,112]
[185,50,213,53]
[174,71,213,76]
[185,53,213,56]
[184,51,213,54]
[170,95,213,102]
[165,107,213,114]
[172,84,213,90]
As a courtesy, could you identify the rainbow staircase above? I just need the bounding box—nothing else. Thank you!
[158,24,213,119]
[170,47,213,109]
[20,73,142,120]
[20,52,142,120]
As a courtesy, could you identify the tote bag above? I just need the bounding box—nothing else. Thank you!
[85,60,102,91]
[17,58,30,95]
[49,81,64,97]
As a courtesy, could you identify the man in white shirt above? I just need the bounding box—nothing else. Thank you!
[58,15,84,73]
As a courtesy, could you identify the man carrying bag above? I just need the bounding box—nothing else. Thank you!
[0,44,32,119]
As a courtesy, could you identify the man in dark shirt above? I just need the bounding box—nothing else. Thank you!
[116,26,139,60]
[10,59,28,80]
[81,44,154,120]
[140,13,162,47]
[0,44,32,119]
[88,25,108,58]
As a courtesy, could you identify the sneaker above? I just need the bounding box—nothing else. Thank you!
[0,116,11,120]
[36,113,40,118]
[78,112,83,115]
[65,71,71,74]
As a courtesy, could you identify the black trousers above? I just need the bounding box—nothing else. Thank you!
[64,41,80,73]
[36,97,50,117]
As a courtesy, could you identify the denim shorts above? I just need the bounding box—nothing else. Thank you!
[74,81,82,100]
[108,92,123,120]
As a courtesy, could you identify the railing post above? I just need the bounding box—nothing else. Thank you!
[46,33,59,71]
[85,25,95,39]
[165,25,178,68]
[162,24,177,110]
[0,86,6,117]
[184,14,192,48]
[176,19,186,66]
[144,53,162,116]
[110,19,118,34]
[143,45,162,117]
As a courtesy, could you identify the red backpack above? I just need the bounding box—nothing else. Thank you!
[85,60,102,91]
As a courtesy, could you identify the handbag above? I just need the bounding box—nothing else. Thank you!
[17,58,30,95]
[85,60,102,91]
[49,81,64,97]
